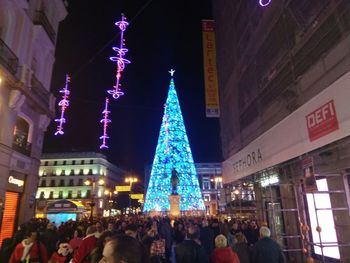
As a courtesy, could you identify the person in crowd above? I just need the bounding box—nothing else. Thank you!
[233,232,250,263]
[227,222,240,248]
[72,225,98,263]
[212,234,240,263]
[200,218,214,257]
[175,225,209,263]
[142,221,166,263]
[245,221,259,246]
[42,222,59,258]
[107,222,116,233]
[50,242,74,263]
[91,231,114,263]
[173,221,186,245]
[95,222,104,238]
[211,219,221,238]
[9,228,48,263]
[159,217,172,262]
[251,226,285,263]
[69,229,83,255]
[98,235,146,263]
[125,224,139,239]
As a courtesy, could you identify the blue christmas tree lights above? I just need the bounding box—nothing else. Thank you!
[143,72,205,213]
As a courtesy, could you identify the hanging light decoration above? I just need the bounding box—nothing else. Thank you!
[54,74,71,135]
[259,0,272,7]
[99,97,111,149]
[108,14,131,99]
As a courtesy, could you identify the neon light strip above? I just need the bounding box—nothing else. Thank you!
[259,0,272,7]
[107,14,131,99]
[54,74,71,135]
[100,97,111,149]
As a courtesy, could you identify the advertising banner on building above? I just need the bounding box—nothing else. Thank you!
[115,185,131,192]
[202,20,220,118]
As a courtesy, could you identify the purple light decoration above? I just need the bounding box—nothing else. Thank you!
[259,0,272,6]
[99,97,111,149]
[54,74,71,135]
[108,14,131,99]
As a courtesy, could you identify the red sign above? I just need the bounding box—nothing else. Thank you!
[306,100,339,142]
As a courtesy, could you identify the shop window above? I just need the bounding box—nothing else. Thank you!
[69,179,74,186]
[50,180,55,187]
[59,179,64,186]
[306,179,340,260]
[40,180,46,187]
[12,117,31,155]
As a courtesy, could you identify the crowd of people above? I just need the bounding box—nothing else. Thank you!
[0,216,285,263]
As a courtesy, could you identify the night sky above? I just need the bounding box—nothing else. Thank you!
[44,0,222,176]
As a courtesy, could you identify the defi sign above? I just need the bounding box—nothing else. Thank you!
[306,100,339,142]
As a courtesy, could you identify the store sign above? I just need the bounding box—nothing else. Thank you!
[306,100,339,142]
[115,186,131,192]
[232,149,263,173]
[8,176,24,187]
[130,194,144,200]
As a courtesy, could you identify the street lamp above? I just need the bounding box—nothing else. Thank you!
[211,176,223,214]
[104,189,118,216]
[125,177,138,213]
[84,178,105,221]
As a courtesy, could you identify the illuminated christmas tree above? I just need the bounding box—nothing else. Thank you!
[143,70,205,213]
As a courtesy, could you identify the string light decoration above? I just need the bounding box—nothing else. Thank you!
[259,0,272,7]
[54,74,71,135]
[108,14,131,99]
[143,70,205,213]
[99,98,111,149]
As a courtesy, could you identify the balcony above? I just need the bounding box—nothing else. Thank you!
[12,135,31,156]
[33,11,56,43]
[31,74,50,109]
[0,38,18,74]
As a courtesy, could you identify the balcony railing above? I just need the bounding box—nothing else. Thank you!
[12,137,31,156]
[0,38,18,74]
[33,11,56,43]
[31,74,50,109]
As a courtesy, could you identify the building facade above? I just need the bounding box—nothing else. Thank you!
[213,0,350,262]
[36,152,126,219]
[0,0,67,244]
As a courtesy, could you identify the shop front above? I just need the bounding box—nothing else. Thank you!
[46,199,86,223]
[223,72,350,262]
[0,172,26,246]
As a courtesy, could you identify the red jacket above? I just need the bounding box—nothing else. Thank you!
[9,239,48,263]
[212,247,240,263]
[72,234,97,263]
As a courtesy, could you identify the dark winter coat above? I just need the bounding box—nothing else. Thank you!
[200,226,214,256]
[233,243,251,263]
[251,237,285,263]
[175,239,209,263]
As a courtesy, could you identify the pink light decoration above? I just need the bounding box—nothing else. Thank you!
[54,74,71,135]
[108,14,131,99]
[99,97,111,149]
[259,0,272,6]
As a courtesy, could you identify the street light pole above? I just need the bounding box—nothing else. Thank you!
[211,176,222,215]
[85,178,105,222]
[125,177,138,214]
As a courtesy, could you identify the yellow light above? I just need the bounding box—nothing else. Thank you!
[84,180,91,186]
[104,190,110,195]
[233,189,240,195]
[113,190,118,195]
[98,179,105,185]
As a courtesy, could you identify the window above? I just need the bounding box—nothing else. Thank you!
[54,161,57,166]
[61,170,65,176]
[77,190,82,198]
[90,160,93,164]
[70,169,74,176]
[204,194,210,202]
[69,179,74,186]
[78,179,83,186]
[72,160,76,165]
[44,161,48,166]
[68,191,72,198]
[58,191,63,199]
[59,179,64,186]
[203,179,210,190]
[88,169,93,175]
[86,190,91,198]
[49,191,54,199]
[81,160,85,164]
[63,161,66,165]
[79,169,83,175]
[42,170,47,176]
[50,180,55,187]
[39,192,45,199]
[12,117,31,155]
[40,180,46,187]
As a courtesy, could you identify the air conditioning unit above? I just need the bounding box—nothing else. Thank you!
[19,64,33,86]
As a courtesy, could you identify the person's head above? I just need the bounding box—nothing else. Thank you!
[99,235,144,263]
[74,229,83,238]
[250,221,257,229]
[47,222,55,230]
[96,222,104,233]
[232,222,238,230]
[107,222,115,232]
[259,226,271,238]
[125,224,138,239]
[234,232,247,244]
[215,234,227,248]
[25,228,38,243]
[186,225,200,240]
[86,225,97,235]
[202,219,209,227]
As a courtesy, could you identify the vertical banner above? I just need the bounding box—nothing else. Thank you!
[202,20,220,118]
[302,156,317,192]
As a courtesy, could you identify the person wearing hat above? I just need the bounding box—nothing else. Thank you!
[212,234,240,263]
